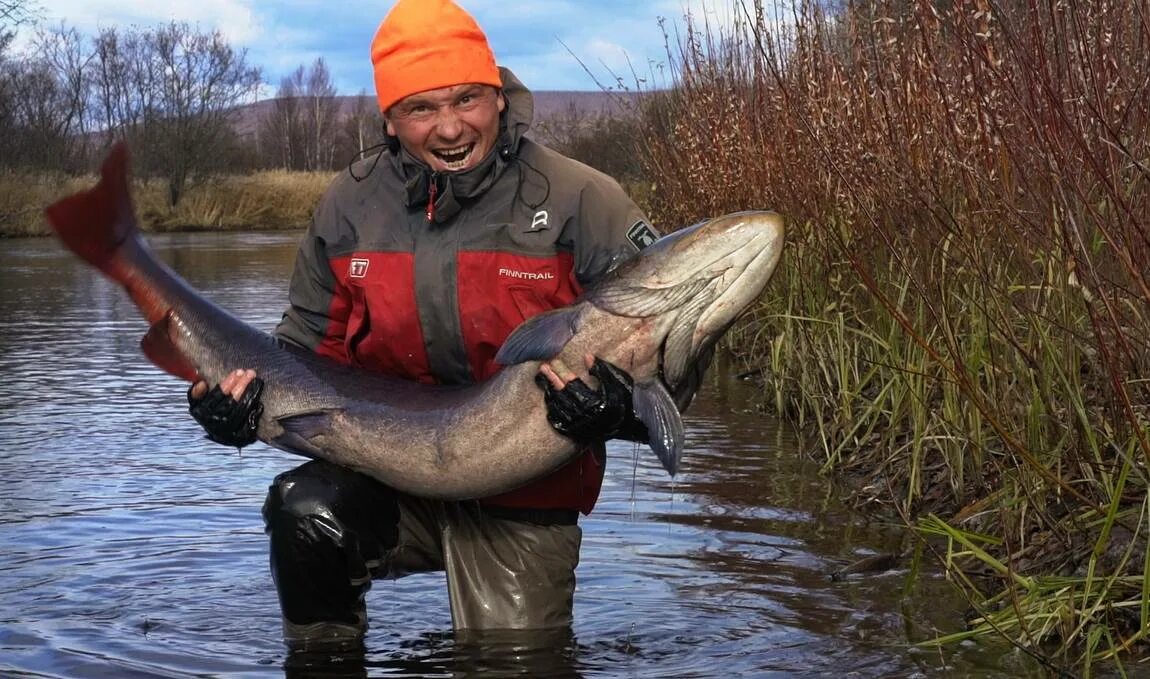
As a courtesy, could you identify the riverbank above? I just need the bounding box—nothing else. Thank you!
[0,169,333,237]
[636,1,1148,671]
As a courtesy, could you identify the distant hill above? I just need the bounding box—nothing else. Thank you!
[231,90,640,140]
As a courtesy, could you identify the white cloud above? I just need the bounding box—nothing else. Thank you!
[36,0,261,43]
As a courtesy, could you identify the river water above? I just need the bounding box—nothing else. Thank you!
[0,232,1042,677]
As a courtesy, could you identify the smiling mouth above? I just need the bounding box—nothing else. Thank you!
[433,144,474,171]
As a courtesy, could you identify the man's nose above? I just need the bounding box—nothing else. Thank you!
[434,107,463,139]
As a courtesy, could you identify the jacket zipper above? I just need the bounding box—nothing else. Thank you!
[426,172,439,222]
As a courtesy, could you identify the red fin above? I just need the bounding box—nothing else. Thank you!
[43,143,136,281]
[141,311,200,383]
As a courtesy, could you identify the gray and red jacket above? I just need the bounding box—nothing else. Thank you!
[274,69,658,514]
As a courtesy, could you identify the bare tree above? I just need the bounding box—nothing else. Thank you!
[91,27,158,151]
[149,23,262,204]
[0,0,39,166]
[89,22,261,205]
[30,23,91,168]
[0,21,90,169]
[0,32,15,160]
[303,58,339,170]
[1,57,76,167]
[336,91,386,165]
[260,70,304,169]
[258,58,340,171]
[1,0,38,28]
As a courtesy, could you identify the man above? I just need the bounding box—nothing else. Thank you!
[188,0,682,652]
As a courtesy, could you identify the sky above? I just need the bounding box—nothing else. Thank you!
[23,1,742,97]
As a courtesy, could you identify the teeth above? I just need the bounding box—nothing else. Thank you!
[434,145,473,170]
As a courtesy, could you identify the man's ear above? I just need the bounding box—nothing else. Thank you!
[383,115,397,137]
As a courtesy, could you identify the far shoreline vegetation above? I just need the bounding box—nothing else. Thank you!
[0,96,645,237]
[4,0,1148,673]
[0,169,334,236]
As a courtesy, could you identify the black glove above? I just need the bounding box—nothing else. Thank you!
[187,378,265,449]
[535,357,649,444]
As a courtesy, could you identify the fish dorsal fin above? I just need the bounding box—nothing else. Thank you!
[634,379,685,475]
[141,310,199,382]
[592,279,709,318]
[495,307,582,365]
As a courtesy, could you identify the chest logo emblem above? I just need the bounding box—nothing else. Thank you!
[349,258,370,279]
[528,210,550,232]
[499,267,555,281]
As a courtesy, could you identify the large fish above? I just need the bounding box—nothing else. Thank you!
[44,144,785,499]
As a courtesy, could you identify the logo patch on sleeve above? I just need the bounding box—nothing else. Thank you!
[626,220,660,250]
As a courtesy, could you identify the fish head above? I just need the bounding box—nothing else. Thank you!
[591,210,785,388]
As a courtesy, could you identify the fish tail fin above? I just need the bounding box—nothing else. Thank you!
[43,143,136,281]
[46,144,198,383]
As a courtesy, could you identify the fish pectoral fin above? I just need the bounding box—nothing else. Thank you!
[633,380,685,476]
[494,307,581,365]
[272,410,342,458]
[141,311,200,382]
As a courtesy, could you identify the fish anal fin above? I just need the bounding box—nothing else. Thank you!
[495,307,581,365]
[141,311,199,382]
[634,380,685,476]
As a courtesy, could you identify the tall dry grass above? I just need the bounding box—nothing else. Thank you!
[639,0,1149,668]
[0,169,334,237]
[0,171,94,237]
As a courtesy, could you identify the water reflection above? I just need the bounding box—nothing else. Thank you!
[0,233,1041,677]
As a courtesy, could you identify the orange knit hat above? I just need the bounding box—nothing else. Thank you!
[371,0,503,113]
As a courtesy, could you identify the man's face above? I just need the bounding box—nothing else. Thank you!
[385,84,505,173]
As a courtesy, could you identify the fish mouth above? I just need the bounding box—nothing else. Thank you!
[694,232,780,335]
[671,224,783,378]
[432,144,475,171]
